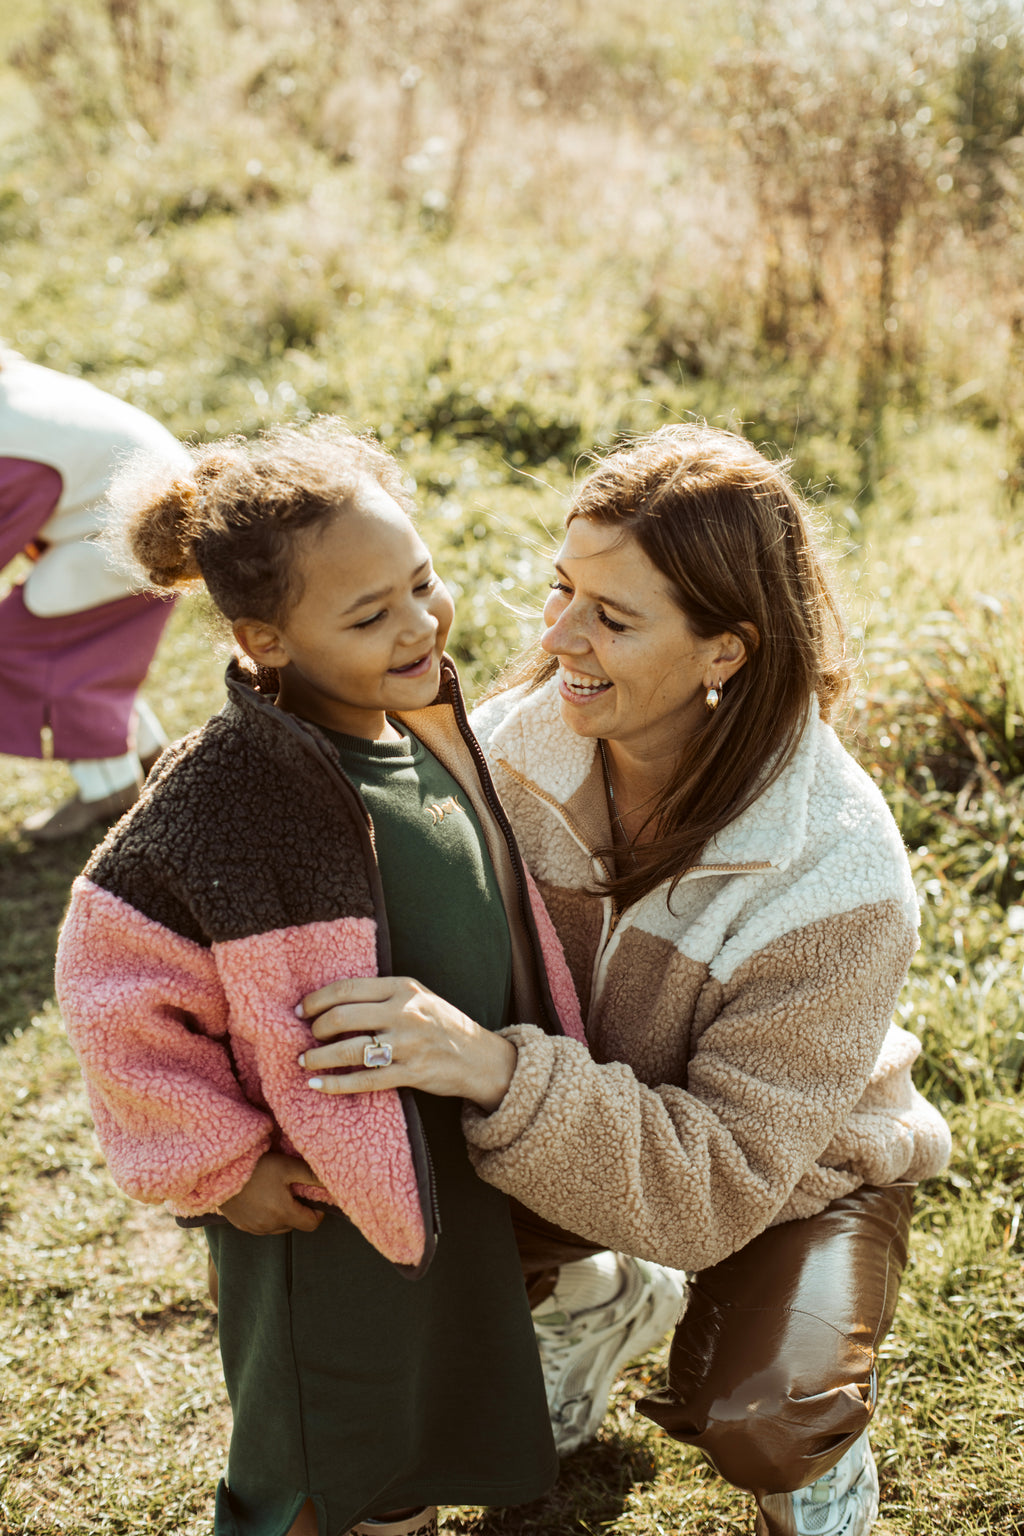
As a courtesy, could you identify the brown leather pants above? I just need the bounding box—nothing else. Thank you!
[515,1183,914,1530]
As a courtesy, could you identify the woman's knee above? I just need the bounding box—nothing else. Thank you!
[641,1283,875,1491]
[638,1184,913,1494]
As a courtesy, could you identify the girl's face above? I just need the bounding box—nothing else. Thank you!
[541,517,745,768]
[240,479,454,740]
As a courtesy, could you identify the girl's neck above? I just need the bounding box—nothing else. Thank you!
[274,688,403,743]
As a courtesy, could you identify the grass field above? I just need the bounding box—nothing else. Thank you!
[2,0,1023,1531]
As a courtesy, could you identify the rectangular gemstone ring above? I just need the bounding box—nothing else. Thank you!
[363,1036,393,1069]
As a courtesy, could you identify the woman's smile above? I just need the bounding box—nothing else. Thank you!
[558,666,613,702]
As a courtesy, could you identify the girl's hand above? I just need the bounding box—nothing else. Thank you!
[297,976,517,1114]
[217,1153,327,1235]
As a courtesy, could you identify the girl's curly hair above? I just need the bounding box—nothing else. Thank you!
[107,418,414,624]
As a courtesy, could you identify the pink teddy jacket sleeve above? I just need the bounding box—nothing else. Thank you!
[56,879,429,1267]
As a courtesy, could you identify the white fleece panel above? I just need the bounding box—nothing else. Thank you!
[697,709,818,871]
[478,682,919,985]
[709,751,919,984]
[622,871,764,966]
[469,686,528,749]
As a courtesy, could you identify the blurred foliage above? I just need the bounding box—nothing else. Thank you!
[853,502,1024,910]
[1,0,1023,497]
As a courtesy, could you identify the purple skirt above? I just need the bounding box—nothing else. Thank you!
[0,583,176,760]
[1,456,175,760]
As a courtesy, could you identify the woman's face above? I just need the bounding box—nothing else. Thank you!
[541,517,741,766]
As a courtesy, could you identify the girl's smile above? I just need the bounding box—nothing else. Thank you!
[388,652,434,677]
[234,478,454,740]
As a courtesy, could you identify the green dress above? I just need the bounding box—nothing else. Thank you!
[208,726,557,1536]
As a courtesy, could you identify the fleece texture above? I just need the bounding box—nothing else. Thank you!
[463,680,952,1273]
[56,656,581,1272]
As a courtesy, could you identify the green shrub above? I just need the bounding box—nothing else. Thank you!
[855,594,1024,908]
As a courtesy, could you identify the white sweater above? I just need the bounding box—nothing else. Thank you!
[0,351,189,614]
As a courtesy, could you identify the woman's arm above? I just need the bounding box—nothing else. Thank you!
[299,898,941,1273]
[296,861,582,1111]
[460,898,933,1272]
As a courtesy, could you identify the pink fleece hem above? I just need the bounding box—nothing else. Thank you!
[525,867,585,1043]
[58,882,425,1265]
[215,918,426,1266]
[56,879,271,1211]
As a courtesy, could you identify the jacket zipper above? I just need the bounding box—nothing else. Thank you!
[226,671,442,1274]
[490,757,621,1036]
[444,667,569,1039]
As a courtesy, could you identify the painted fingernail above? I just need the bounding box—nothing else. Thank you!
[298,1053,305,1067]
[294,1003,306,1018]
[308,1078,323,1090]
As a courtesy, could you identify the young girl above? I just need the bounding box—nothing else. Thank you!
[55,420,584,1536]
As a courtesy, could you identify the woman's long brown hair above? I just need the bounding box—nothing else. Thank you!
[495,423,853,911]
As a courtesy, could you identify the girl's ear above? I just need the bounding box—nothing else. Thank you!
[232,617,291,669]
[706,621,759,685]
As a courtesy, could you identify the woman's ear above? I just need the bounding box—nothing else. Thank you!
[232,616,291,669]
[708,622,759,684]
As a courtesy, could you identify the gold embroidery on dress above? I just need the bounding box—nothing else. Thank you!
[425,794,464,826]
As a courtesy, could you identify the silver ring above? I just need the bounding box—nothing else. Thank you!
[363,1033,393,1069]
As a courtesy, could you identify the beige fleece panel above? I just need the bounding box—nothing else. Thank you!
[488,761,594,891]
[533,878,604,1021]
[465,900,933,1273]
[773,1165,864,1224]
[817,1024,953,1185]
[588,928,709,1085]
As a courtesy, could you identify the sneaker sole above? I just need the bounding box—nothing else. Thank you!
[553,1266,685,1455]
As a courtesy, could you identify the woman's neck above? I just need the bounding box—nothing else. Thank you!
[599,737,677,846]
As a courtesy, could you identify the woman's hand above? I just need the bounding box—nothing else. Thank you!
[217,1152,327,1235]
[297,976,518,1114]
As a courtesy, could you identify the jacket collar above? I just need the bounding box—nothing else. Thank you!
[486,676,821,875]
[222,652,563,1039]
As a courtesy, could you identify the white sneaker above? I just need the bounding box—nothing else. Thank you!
[788,1432,880,1536]
[532,1253,686,1456]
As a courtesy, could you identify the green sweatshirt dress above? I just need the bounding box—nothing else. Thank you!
[208,725,558,1536]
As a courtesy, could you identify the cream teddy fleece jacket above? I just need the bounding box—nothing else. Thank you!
[463,680,951,1273]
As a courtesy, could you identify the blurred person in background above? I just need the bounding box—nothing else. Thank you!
[0,349,190,841]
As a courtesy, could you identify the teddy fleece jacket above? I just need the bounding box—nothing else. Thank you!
[55,657,583,1276]
[462,680,952,1273]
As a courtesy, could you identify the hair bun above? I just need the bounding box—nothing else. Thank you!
[127,472,204,590]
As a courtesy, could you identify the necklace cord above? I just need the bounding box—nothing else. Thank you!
[599,738,662,852]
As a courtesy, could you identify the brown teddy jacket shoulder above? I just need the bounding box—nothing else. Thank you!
[462,679,951,1272]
